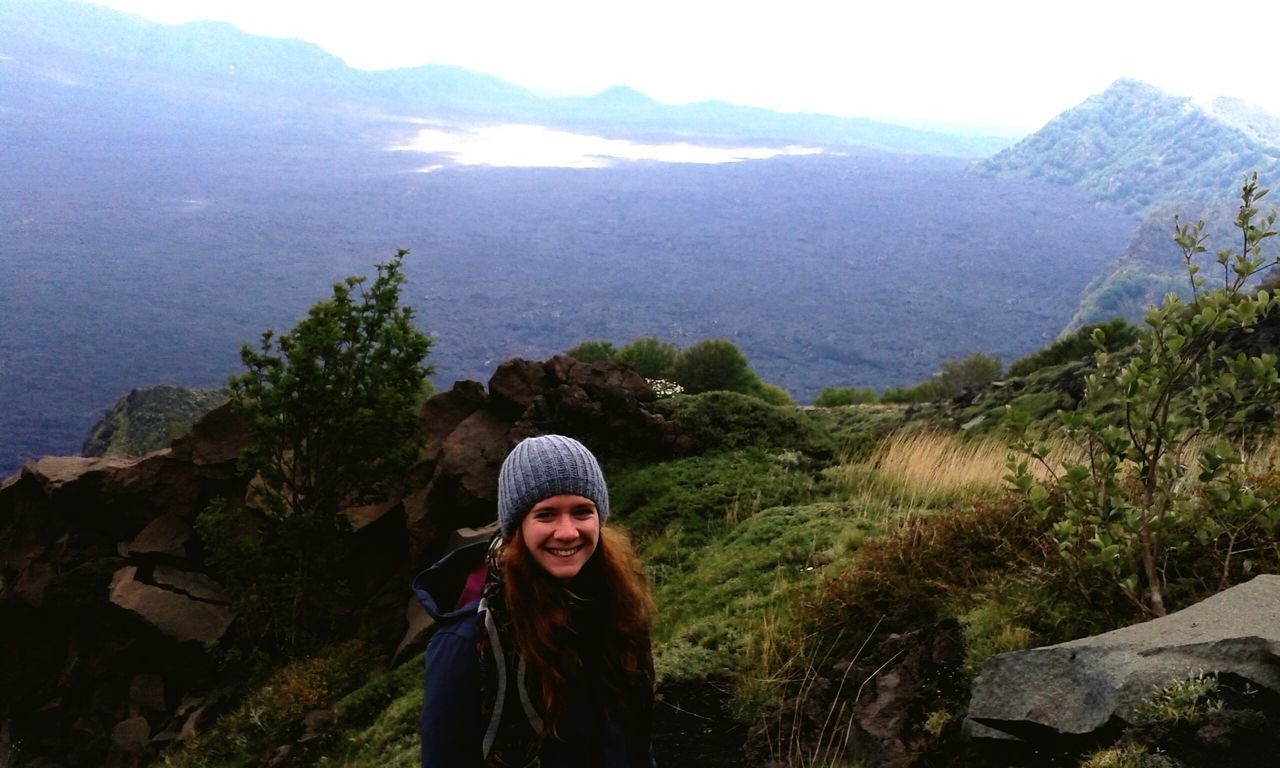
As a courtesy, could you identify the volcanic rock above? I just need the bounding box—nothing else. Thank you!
[967,575,1280,740]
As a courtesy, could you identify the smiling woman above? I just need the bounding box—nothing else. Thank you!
[414,434,657,767]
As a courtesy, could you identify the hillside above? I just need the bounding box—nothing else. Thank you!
[981,79,1280,327]
[81,385,228,458]
[0,0,1138,476]
[3,290,1278,766]
[981,79,1280,214]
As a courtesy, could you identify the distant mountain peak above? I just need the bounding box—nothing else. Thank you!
[588,84,659,105]
[980,78,1280,214]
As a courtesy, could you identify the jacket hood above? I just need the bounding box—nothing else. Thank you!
[412,539,491,621]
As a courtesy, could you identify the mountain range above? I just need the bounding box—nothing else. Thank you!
[4,0,1279,476]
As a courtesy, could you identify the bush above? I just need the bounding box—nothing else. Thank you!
[1007,319,1138,377]
[813,386,877,407]
[616,336,677,378]
[565,339,617,363]
[934,351,1002,398]
[671,338,761,395]
[653,391,835,458]
[225,251,432,654]
[880,381,940,403]
[1009,174,1280,616]
[753,382,794,406]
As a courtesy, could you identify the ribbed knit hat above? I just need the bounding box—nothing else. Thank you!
[497,435,609,537]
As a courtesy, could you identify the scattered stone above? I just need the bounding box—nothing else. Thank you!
[967,575,1280,741]
[150,566,230,604]
[108,566,233,643]
[118,513,192,558]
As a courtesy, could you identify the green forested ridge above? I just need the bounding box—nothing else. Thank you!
[982,79,1280,215]
[983,78,1280,329]
[81,384,229,458]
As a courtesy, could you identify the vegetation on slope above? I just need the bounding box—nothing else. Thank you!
[81,385,228,457]
[146,179,1280,768]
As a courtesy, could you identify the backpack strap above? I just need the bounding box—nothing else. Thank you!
[478,597,506,758]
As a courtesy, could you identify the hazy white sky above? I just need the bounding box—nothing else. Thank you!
[85,0,1280,134]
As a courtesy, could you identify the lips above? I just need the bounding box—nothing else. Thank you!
[548,545,583,558]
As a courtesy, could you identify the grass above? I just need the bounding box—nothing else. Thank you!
[827,429,1028,511]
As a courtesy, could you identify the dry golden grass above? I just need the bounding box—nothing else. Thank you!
[829,429,1077,511]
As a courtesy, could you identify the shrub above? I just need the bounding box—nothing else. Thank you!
[616,336,677,378]
[671,338,761,395]
[1009,174,1280,616]
[565,339,617,363]
[934,351,1002,399]
[880,380,940,403]
[225,251,432,654]
[1007,319,1138,377]
[653,391,835,457]
[230,250,432,520]
[753,382,794,406]
[813,386,877,407]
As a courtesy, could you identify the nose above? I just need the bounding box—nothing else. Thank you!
[552,514,578,540]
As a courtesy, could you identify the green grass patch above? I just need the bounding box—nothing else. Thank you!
[651,501,882,694]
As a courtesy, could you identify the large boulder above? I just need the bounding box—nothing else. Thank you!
[967,575,1280,742]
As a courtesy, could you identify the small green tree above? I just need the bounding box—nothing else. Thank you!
[222,250,433,652]
[1010,174,1280,616]
[231,249,433,519]
[565,339,617,363]
[671,338,762,395]
[616,336,678,378]
[935,352,1002,399]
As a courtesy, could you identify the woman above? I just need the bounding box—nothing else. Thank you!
[416,434,656,767]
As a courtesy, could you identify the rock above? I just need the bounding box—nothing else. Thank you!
[107,715,150,768]
[488,358,551,412]
[23,455,137,491]
[178,703,206,741]
[419,380,488,457]
[129,674,165,714]
[166,402,248,466]
[967,575,1280,741]
[118,513,192,558]
[150,566,230,604]
[108,566,233,643]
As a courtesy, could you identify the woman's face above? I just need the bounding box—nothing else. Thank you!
[519,494,600,581]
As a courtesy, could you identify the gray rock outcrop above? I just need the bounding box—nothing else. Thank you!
[966,574,1280,741]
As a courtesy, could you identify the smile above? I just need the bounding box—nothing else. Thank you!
[548,546,583,558]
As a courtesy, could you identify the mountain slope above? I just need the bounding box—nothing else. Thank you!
[981,79,1280,214]
[981,79,1280,328]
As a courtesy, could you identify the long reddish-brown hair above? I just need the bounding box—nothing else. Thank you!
[501,524,654,733]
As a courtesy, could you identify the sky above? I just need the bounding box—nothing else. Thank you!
[84,0,1280,135]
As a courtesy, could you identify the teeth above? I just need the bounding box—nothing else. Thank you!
[549,547,580,557]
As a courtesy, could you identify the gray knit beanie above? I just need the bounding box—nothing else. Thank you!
[497,435,609,537]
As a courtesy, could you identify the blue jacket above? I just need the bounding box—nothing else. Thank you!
[414,540,656,767]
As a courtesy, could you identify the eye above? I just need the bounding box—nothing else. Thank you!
[532,509,557,521]
[572,506,596,518]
